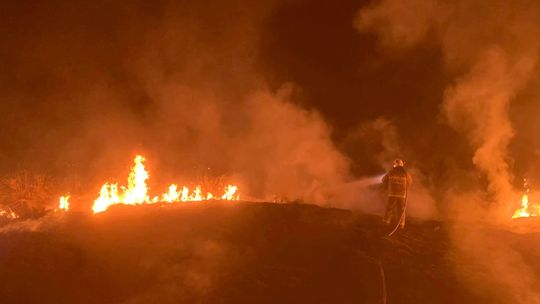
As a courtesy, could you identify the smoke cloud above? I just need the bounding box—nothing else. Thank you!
[0,0,351,205]
[356,0,540,301]
[356,0,540,214]
[336,117,438,218]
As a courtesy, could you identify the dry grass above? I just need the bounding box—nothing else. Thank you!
[197,174,232,197]
[0,171,56,218]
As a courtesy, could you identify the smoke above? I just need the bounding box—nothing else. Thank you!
[355,0,540,301]
[0,0,350,205]
[446,49,537,216]
[234,85,350,202]
[356,0,540,215]
[0,218,44,234]
[335,117,438,218]
[449,223,540,303]
[342,118,400,172]
[0,212,63,234]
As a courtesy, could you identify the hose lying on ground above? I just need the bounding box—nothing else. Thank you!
[387,190,408,237]
[378,259,387,304]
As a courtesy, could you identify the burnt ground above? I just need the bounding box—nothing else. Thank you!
[0,202,538,304]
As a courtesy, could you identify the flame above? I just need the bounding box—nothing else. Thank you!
[0,207,18,219]
[86,155,240,214]
[123,155,150,204]
[190,186,203,201]
[512,193,539,219]
[58,195,70,211]
[162,184,180,202]
[222,185,239,200]
[511,179,539,219]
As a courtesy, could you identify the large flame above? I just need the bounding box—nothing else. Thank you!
[88,155,239,214]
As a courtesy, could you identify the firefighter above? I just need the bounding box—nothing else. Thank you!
[382,158,412,229]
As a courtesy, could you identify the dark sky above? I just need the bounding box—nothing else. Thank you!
[1,0,539,196]
[2,3,539,299]
[258,0,457,177]
[261,0,445,128]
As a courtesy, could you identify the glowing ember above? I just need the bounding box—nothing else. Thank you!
[88,155,239,214]
[58,195,70,211]
[0,207,18,219]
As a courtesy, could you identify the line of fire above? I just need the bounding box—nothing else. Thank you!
[1,154,536,220]
[1,1,540,303]
[56,155,240,214]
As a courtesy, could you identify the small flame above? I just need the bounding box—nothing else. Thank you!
[180,186,189,201]
[162,184,180,202]
[58,195,70,211]
[123,155,149,205]
[512,179,539,219]
[0,207,18,219]
[190,186,203,201]
[93,184,120,213]
[222,185,239,200]
[512,194,540,219]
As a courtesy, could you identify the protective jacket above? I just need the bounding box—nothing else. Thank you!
[382,167,412,198]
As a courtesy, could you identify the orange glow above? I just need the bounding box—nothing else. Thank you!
[221,185,239,200]
[162,184,180,202]
[0,207,18,219]
[82,155,240,214]
[58,195,70,211]
[512,194,539,219]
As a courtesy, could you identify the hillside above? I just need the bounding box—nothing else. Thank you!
[0,202,538,303]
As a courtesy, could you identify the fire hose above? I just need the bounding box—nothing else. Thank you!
[378,259,387,304]
[377,187,408,303]
[355,176,408,303]
[387,192,407,237]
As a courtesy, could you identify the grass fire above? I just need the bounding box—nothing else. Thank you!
[2,0,540,303]
[84,155,239,214]
[513,194,540,219]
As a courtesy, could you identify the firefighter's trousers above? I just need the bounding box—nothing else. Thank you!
[384,196,406,227]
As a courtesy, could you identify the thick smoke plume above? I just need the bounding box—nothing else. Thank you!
[0,1,350,205]
[337,117,437,218]
[356,0,540,301]
[356,0,540,215]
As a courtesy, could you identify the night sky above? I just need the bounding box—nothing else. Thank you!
[1,0,540,200]
[3,3,540,302]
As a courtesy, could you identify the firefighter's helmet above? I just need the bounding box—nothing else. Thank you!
[393,158,405,168]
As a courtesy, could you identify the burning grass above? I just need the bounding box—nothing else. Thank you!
[512,180,540,219]
[60,155,240,214]
[513,194,540,219]
[0,171,56,218]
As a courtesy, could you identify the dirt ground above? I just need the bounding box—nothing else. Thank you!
[0,202,538,303]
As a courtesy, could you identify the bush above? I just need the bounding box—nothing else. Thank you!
[0,171,56,218]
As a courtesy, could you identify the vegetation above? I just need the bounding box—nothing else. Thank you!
[0,171,56,218]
